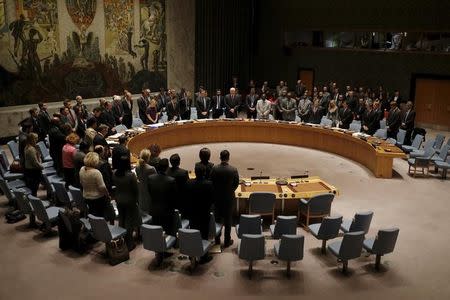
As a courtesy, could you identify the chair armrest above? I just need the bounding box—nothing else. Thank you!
[300,199,308,205]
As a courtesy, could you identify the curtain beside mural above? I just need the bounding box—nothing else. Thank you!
[0,0,167,107]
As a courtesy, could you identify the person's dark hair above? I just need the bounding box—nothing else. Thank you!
[169,153,180,168]
[63,99,71,106]
[60,124,72,135]
[118,135,128,144]
[115,155,131,177]
[38,102,44,109]
[149,144,161,157]
[59,107,66,114]
[29,108,37,115]
[220,150,230,162]
[86,117,97,128]
[199,147,211,163]
[156,158,169,174]
[93,107,102,113]
[79,141,89,152]
[194,163,207,180]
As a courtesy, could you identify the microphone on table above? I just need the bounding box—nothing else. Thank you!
[259,171,263,183]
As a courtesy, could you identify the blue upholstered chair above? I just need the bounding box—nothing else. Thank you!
[238,234,265,278]
[298,193,334,228]
[341,211,373,234]
[274,234,304,276]
[178,228,212,272]
[270,215,298,239]
[309,215,343,253]
[328,231,365,274]
[248,192,276,223]
[363,228,399,270]
[236,214,262,238]
[402,134,423,153]
[141,224,176,266]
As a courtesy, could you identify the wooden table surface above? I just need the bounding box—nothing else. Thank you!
[127,119,406,178]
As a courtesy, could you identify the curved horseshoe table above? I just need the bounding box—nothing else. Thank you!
[127,120,405,179]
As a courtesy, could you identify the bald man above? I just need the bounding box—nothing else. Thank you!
[225,88,240,118]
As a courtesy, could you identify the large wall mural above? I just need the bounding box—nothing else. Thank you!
[0,0,167,107]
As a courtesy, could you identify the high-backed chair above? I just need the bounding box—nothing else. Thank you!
[69,186,88,217]
[328,231,365,274]
[173,209,189,234]
[7,140,20,160]
[395,129,407,147]
[270,215,298,239]
[14,191,49,226]
[373,129,387,139]
[402,134,424,153]
[341,211,373,234]
[274,234,304,276]
[141,224,176,266]
[407,147,435,177]
[433,134,445,150]
[431,144,450,164]
[379,119,386,129]
[208,212,222,243]
[29,196,63,233]
[298,193,334,228]
[178,228,212,272]
[132,118,144,127]
[248,192,276,223]
[320,118,332,127]
[53,181,73,207]
[363,228,399,270]
[0,151,24,181]
[309,215,343,253]
[88,214,127,244]
[409,139,434,158]
[36,141,53,162]
[0,174,26,190]
[236,214,262,238]
[349,122,361,132]
[238,234,265,278]
[436,138,450,154]
[113,124,127,133]
[435,156,450,179]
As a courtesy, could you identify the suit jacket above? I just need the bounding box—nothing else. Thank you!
[362,109,379,135]
[157,93,169,112]
[137,96,150,124]
[245,94,259,111]
[298,98,312,121]
[111,144,130,170]
[256,99,271,119]
[195,161,214,179]
[166,166,189,213]
[147,173,177,233]
[280,98,297,121]
[37,110,51,139]
[135,163,156,213]
[346,96,358,112]
[166,100,180,121]
[295,84,306,97]
[98,110,116,128]
[212,95,224,116]
[112,103,124,124]
[121,99,133,128]
[113,171,141,228]
[224,94,240,117]
[195,96,211,118]
[185,178,214,239]
[401,109,415,131]
[339,107,353,129]
[308,107,324,124]
[210,162,239,216]
[387,107,401,133]
[93,133,108,147]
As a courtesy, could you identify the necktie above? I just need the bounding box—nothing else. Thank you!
[217,96,220,109]
[68,110,75,126]
[404,110,409,122]
[203,98,206,109]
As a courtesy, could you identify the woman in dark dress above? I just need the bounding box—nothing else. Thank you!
[113,155,141,251]
[146,98,160,124]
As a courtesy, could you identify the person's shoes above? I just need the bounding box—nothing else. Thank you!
[199,255,213,264]
[223,239,234,248]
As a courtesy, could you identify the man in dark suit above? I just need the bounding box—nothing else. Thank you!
[122,92,133,128]
[295,80,306,98]
[112,136,130,170]
[400,101,416,145]
[224,88,240,118]
[195,147,214,179]
[167,154,189,215]
[138,89,150,124]
[210,150,239,247]
[112,95,124,125]
[157,88,169,113]
[37,102,51,141]
[387,101,402,139]
[338,100,353,129]
[148,158,177,235]
[308,99,324,124]
[195,90,211,119]
[211,89,224,119]
[390,90,405,110]
[245,87,259,119]
[346,90,358,113]
[185,163,214,262]
[93,124,109,147]
[98,101,116,130]
[362,101,379,135]
[166,93,180,121]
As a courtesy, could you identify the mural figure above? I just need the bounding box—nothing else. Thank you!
[9,14,27,57]
[104,0,134,56]
[135,38,150,70]
[66,0,96,29]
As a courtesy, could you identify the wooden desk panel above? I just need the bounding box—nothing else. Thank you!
[127,121,405,178]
